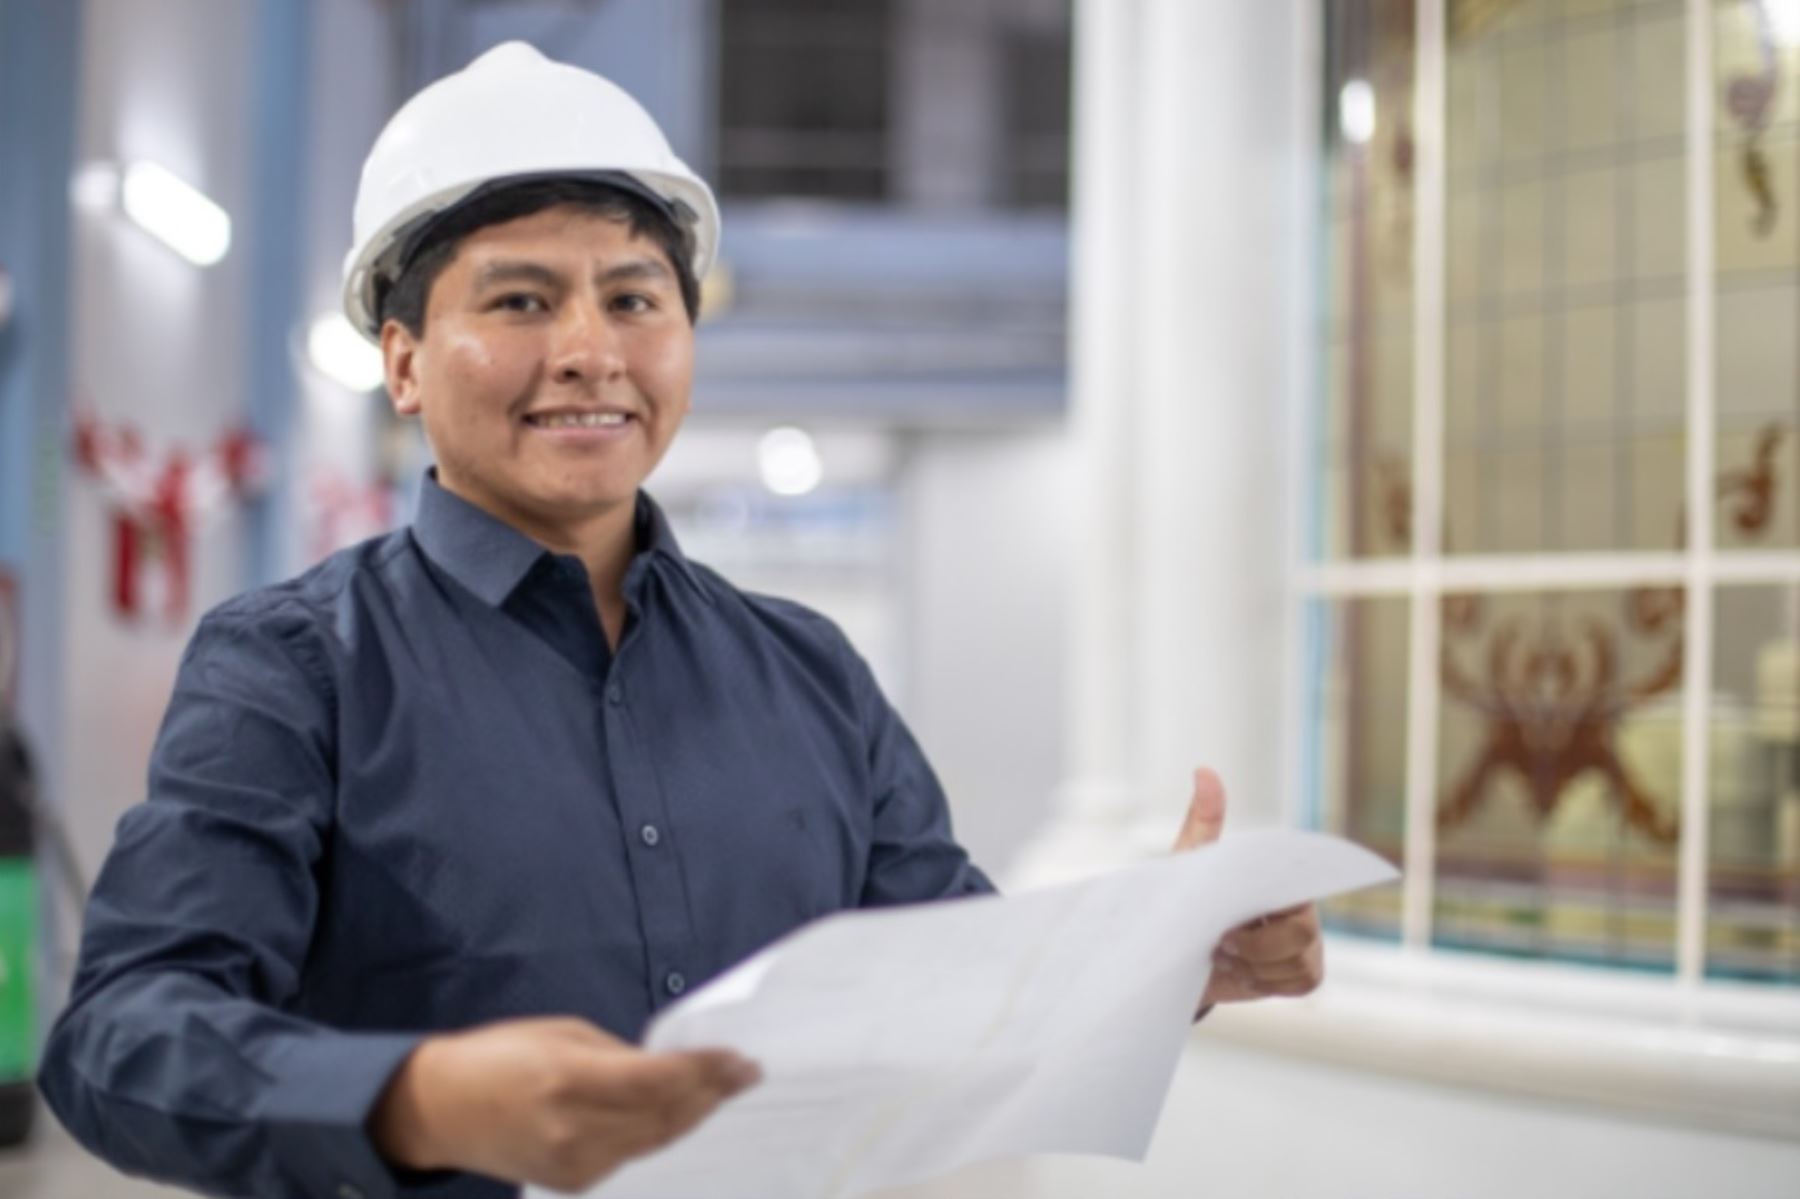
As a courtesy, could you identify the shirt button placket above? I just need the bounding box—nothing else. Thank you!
[604,666,686,1008]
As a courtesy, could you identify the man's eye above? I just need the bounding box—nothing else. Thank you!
[612,293,654,314]
[494,293,547,313]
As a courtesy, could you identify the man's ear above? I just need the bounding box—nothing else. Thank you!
[380,319,423,416]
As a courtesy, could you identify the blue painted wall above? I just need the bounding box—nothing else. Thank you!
[0,0,82,1041]
[0,0,79,802]
[245,0,311,585]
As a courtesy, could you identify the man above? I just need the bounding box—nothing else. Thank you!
[39,43,1321,1199]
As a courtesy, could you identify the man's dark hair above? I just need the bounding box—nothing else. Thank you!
[376,177,701,334]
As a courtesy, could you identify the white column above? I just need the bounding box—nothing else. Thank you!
[1059,0,1142,807]
[1015,0,1307,885]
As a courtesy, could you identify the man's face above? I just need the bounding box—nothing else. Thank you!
[381,205,695,542]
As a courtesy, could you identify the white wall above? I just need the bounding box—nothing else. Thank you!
[62,0,257,881]
[900,428,1072,877]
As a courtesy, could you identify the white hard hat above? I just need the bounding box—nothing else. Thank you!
[341,41,720,341]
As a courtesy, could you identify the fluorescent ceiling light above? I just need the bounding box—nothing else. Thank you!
[308,313,387,392]
[758,427,823,497]
[1339,79,1376,146]
[121,160,231,266]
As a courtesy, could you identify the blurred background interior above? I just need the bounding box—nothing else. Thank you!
[0,0,1798,1196]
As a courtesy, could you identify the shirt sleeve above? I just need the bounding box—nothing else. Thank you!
[835,632,997,907]
[37,604,425,1199]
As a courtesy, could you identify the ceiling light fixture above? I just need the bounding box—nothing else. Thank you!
[120,161,231,267]
[758,427,823,497]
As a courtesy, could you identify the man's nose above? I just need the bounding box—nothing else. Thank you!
[548,297,623,384]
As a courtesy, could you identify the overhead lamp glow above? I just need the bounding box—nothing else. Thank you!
[308,313,387,392]
[70,161,121,214]
[1339,79,1376,146]
[121,160,231,266]
[758,427,823,497]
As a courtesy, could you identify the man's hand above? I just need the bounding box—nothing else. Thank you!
[1172,767,1325,1006]
[370,1016,760,1193]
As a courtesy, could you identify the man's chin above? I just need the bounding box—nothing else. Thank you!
[528,488,640,522]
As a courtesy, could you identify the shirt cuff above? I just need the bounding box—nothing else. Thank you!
[261,1030,429,1199]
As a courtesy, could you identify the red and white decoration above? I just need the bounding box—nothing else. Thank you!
[305,466,395,563]
[73,413,267,625]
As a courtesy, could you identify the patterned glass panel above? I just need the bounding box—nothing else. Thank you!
[1320,0,1417,560]
[1434,587,1683,970]
[1715,0,1800,549]
[1310,596,1410,939]
[1444,0,1689,554]
[1709,585,1800,982]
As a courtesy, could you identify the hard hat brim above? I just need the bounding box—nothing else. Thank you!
[341,167,719,342]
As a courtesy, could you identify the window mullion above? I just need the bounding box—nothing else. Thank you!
[1675,0,1718,987]
[1401,0,1448,951]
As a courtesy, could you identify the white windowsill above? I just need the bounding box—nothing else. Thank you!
[1201,936,1800,1141]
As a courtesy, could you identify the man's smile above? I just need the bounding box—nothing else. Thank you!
[521,406,640,439]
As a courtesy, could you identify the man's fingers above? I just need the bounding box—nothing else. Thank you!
[561,1046,760,1112]
[1215,950,1315,984]
[1172,767,1227,852]
[1209,926,1326,1003]
[654,1069,745,1144]
[611,1052,759,1156]
[1220,912,1319,965]
[684,1049,762,1095]
[631,1049,761,1108]
[546,1048,760,1177]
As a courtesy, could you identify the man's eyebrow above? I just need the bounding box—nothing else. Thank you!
[469,258,673,290]
[470,261,562,290]
[596,257,673,284]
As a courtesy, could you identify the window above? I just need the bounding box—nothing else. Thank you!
[715,0,1071,210]
[1308,0,1800,985]
[717,0,893,202]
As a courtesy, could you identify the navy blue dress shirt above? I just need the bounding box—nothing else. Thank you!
[39,475,993,1199]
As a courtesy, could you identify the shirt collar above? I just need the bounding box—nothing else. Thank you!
[633,486,711,602]
[411,470,708,608]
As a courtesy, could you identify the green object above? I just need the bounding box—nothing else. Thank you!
[0,858,35,1079]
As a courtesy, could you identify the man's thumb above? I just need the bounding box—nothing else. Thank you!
[1172,767,1226,852]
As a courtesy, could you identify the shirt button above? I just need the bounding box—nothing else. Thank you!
[665,971,687,996]
[606,682,624,705]
[336,1185,364,1199]
[640,823,661,847]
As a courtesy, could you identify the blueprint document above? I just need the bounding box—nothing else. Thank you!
[532,830,1397,1199]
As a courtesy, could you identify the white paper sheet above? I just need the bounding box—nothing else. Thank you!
[531,830,1398,1199]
